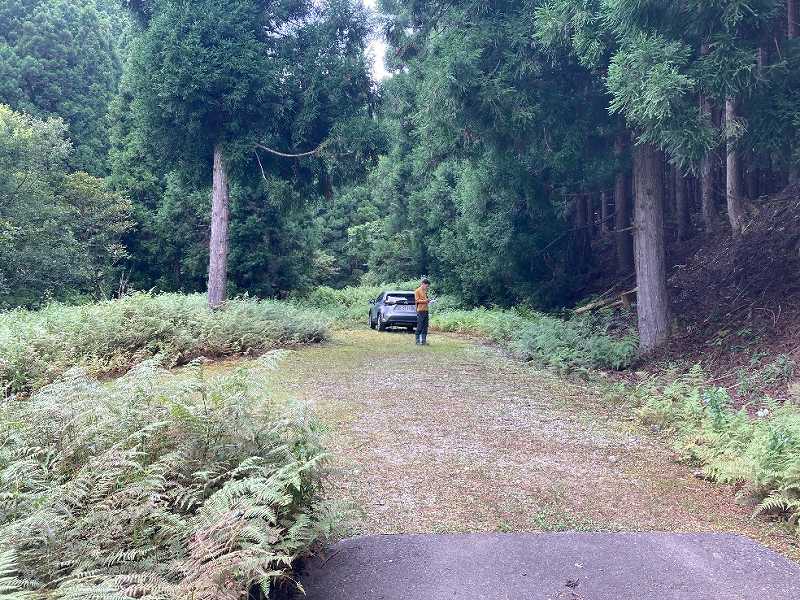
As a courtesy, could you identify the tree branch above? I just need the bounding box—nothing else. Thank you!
[254,150,268,181]
[254,141,328,158]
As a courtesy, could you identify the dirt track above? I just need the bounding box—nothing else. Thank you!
[261,329,799,559]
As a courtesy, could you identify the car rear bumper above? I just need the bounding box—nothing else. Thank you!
[384,314,418,325]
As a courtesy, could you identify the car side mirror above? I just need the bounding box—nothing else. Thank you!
[369,300,375,305]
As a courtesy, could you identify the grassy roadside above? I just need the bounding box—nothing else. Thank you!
[0,354,337,599]
[625,368,800,539]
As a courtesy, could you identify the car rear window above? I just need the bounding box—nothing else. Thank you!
[385,294,414,304]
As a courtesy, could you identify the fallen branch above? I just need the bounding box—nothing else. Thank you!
[574,288,638,315]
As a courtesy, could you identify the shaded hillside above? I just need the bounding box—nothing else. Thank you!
[665,185,800,399]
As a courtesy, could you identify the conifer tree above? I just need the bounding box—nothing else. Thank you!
[0,0,123,174]
[126,0,372,307]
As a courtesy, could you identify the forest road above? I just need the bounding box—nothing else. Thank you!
[263,330,800,567]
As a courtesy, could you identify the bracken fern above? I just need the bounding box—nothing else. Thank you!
[0,292,328,396]
[0,353,339,600]
[632,367,800,538]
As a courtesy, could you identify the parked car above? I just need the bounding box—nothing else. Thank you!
[368,290,417,331]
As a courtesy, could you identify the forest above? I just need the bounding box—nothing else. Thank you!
[2,0,799,353]
[2,0,800,598]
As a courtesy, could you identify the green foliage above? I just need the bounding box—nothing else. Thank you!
[633,367,800,537]
[0,354,339,599]
[313,184,382,287]
[0,292,327,396]
[0,0,126,173]
[0,105,132,308]
[128,0,293,160]
[111,0,379,299]
[298,280,420,325]
[0,549,33,600]
[737,354,798,400]
[371,0,612,308]
[59,172,134,297]
[432,307,638,372]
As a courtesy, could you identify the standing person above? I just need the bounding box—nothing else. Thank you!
[414,278,431,345]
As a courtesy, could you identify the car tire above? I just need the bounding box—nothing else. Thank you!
[377,314,387,331]
[369,312,376,329]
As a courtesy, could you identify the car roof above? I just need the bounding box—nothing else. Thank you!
[384,290,415,295]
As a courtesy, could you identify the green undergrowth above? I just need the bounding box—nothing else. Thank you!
[630,366,800,537]
[0,292,328,396]
[0,353,341,600]
[431,308,639,372]
[297,281,421,326]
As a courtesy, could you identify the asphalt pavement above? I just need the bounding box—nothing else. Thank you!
[299,533,800,600]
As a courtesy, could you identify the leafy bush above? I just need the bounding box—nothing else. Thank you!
[0,293,328,395]
[633,368,800,537]
[0,354,338,599]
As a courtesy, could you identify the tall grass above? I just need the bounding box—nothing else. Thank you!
[0,292,328,395]
[0,353,339,600]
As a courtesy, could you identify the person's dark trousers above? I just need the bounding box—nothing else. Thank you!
[416,312,429,344]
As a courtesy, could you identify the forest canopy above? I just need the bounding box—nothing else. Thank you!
[1,0,799,353]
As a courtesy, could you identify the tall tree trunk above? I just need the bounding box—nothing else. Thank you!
[664,162,674,221]
[633,142,671,354]
[208,143,230,309]
[675,168,691,241]
[574,194,591,271]
[725,98,746,235]
[585,193,594,237]
[700,96,718,232]
[614,136,634,274]
[790,0,797,39]
[601,191,609,234]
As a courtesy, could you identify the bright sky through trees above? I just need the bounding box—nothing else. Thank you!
[362,0,388,80]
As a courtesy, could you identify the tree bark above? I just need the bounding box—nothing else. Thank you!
[725,97,746,235]
[633,142,671,354]
[664,162,674,221]
[572,194,591,271]
[700,96,718,232]
[600,191,609,234]
[614,136,634,274]
[208,143,230,309]
[675,168,691,241]
[585,193,594,237]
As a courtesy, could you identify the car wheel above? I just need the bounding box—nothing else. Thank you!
[377,314,387,331]
[369,312,376,329]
